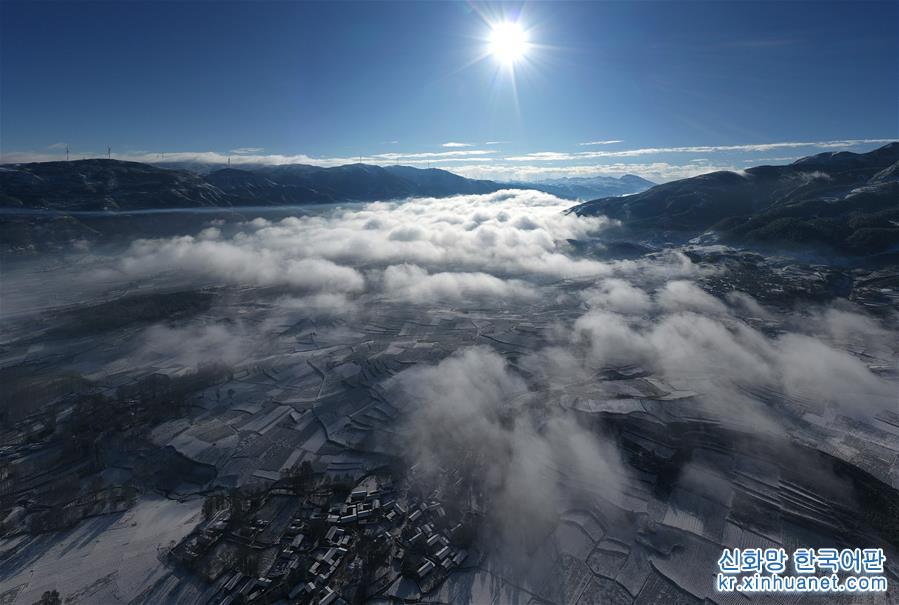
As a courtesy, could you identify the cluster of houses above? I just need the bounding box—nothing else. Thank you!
[326,487,384,525]
[182,471,477,604]
[175,481,387,604]
[289,528,352,601]
[396,496,469,584]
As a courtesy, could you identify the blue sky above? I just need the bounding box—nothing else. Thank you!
[1,1,896,181]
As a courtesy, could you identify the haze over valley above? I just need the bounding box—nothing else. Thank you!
[1,2,897,604]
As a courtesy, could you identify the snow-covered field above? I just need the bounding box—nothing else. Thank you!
[0,497,201,604]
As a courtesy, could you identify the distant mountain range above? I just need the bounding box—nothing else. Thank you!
[0,160,230,211]
[0,160,653,212]
[4,144,896,257]
[505,174,655,200]
[573,142,899,255]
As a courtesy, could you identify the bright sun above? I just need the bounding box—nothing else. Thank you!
[488,21,528,65]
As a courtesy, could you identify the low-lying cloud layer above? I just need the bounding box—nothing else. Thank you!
[114,190,615,306]
[386,346,628,559]
[8,188,896,573]
[563,279,898,417]
[70,189,893,425]
[378,271,896,564]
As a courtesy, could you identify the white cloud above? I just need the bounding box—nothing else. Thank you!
[87,196,898,423]
[560,286,897,418]
[578,139,623,146]
[506,151,573,161]
[387,346,629,559]
[121,235,366,293]
[656,279,729,314]
[0,148,495,166]
[372,149,493,160]
[581,278,652,314]
[111,189,899,428]
[130,322,261,368]
[505,139,896,162]
[107,191,615,309]
[447,161,738,182]
[743,156,801,163]
[382,264,535,303]
[229,147,263,154]
[441,142,474,148]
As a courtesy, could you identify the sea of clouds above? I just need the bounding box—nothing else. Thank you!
[12,188,896,565]
[100,189,895,418]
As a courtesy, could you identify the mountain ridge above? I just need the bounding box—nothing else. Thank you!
[0,160,652,211]
[572,142,899,255]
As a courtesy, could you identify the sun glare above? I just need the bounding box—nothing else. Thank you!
[488,21,528,65]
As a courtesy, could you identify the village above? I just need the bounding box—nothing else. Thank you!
[1,256,897,604]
